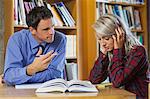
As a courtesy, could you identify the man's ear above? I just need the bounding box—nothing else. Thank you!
[29,27,36,35]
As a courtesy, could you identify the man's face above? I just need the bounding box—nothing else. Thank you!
[32,18,55,43]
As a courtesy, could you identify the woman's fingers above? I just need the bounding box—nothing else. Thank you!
[115,27,125,41]
[113,26,125,49]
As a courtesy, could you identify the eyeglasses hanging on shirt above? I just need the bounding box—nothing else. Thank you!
[39,44,45,55]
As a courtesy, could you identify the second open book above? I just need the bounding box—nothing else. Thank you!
[35,78,98,93]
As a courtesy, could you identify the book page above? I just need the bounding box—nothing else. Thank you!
[36,78,68,93]
[67,80,98,93]
[15,83,42,89]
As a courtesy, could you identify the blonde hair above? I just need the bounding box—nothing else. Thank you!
[92,14,142,55]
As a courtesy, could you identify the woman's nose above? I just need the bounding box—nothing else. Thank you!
[100,40,106,46]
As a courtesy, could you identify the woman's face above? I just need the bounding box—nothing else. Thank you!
[97,35,114,52]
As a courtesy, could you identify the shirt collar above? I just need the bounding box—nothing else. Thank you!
[28,31,39,49]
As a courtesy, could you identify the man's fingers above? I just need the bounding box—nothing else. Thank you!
[40,50,54,60]
[43,52,58,64]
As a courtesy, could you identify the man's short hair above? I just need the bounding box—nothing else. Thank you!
[26,6,53,29]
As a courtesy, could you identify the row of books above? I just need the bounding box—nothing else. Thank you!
[14,0,75,27]
[132,32,143,44]
[46,2,75,27]
[96,0,144,4]
[96,2,142,30]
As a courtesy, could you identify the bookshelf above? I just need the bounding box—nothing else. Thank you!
[0,0,4,74]
[79,0,148,79]
[3,0,83,78]
[148,1,150,59]
[3,0,148,80]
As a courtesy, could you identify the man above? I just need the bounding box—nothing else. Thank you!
[3,6,66,85]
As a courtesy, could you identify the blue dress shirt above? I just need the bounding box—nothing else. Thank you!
[4,29,66,85]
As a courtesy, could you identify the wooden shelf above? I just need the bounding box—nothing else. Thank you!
[54,26,77,30]
[96,0,145,7]
[66,57,77,60]
[105,2,145,7]
[14,25,77,30]
[131,29,144,33]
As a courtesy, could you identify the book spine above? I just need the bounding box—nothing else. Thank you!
[53,3,69,26]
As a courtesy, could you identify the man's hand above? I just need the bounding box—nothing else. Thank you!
[27,47,57,76]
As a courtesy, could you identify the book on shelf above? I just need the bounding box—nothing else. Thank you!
[52,3,69,26]
[132,32,143,44]
[65,62,78,81]
[46,3,64,26]
[96,2,143,30]
[14,0,75,27]
[66,35,76,59]
[35,78,98,93]
[96,0,144,4]
[56,2,75,27]
[133,9,142,30]
[14,0,18,25]
[18,0,26,25]
[123,6,135,29]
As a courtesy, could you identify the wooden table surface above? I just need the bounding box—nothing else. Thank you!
[0,84,136,99]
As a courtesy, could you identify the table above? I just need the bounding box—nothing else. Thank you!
[0,84,136,99]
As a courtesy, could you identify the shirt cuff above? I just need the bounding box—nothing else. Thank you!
[112,48,124,62]
[99,51,108,60]
[23,66,33,80]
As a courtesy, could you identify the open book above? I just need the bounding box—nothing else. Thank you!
[35,78,98,93]
[36,92,98,97]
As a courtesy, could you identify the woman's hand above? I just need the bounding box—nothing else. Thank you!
[100,46,108,55]
[112,27,125,49]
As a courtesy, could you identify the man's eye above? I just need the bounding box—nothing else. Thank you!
[43,28,49,31]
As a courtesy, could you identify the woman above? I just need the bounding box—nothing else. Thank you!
[89,14,149,98]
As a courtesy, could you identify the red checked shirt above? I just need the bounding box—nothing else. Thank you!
[89,46,149,98]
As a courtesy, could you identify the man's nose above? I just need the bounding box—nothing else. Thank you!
[48,29,54,35]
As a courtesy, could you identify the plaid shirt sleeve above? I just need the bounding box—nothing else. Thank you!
[89,52,109,84]
[110,46,148,88]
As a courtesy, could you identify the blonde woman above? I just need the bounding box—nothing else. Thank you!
[89,14,149,98]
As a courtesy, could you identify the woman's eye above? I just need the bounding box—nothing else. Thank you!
[105,37,109,40]
[98,38,101,41]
